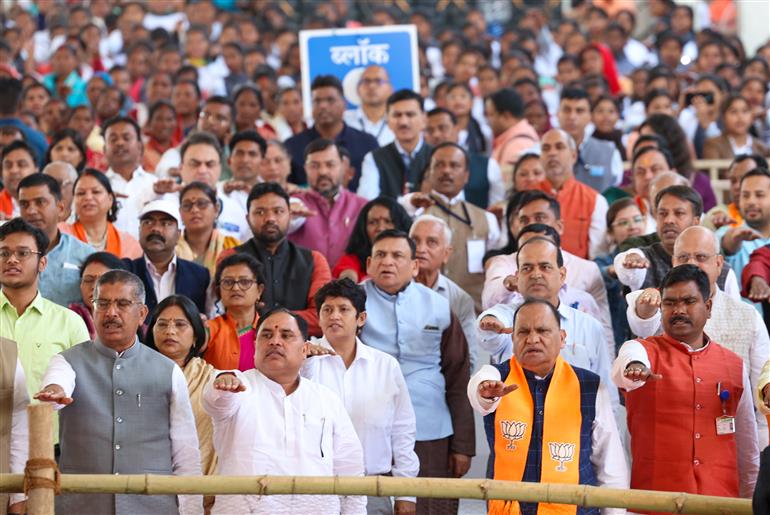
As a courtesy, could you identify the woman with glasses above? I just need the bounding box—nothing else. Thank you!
[204,253,265,371]
[144,295,217,514]
[61,168,143,259]
[595,198,646,351]
[68,252,130,339]
[175,182,240,277]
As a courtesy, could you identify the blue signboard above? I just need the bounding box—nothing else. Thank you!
[299,25,419,115]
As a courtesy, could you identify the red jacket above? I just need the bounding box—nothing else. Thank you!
[741,244,770,297]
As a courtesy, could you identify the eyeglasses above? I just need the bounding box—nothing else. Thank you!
[359,78,388,87]
[219,278,257,290]
[180,199,212,212]
[0,248,42,261]
[612,216,644,229]
[93,298,141,311]
[674,252,716,264]
[155,319,192,332]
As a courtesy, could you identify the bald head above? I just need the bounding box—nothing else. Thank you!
[649,171,688,207]
[672,225,723,290]
[43,161,78,183]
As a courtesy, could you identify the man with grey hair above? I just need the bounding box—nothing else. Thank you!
[35,270,203,515]
[411,214,478,370]
[625,225,770,444]
[42,161,78,223]
[539,128,608,259]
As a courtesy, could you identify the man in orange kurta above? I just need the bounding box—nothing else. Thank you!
[538,129,608,259]
[613,265,758,512]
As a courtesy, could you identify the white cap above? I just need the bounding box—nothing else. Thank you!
[138,199,181,226]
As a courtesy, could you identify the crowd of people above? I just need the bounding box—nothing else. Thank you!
[2,1,770,515]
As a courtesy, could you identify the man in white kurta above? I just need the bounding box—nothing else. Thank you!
[203,308,366,515]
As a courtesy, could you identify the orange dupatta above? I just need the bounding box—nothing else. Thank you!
[72,221,123,257]
[489,356,582,515]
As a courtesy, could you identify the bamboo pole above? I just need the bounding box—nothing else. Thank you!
[26,404,55,515]
[0,473,753,514]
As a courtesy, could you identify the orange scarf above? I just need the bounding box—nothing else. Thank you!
[72,221,123,257]
[727,203,743,228]
[489,357,581,515]
[0,189,13,217]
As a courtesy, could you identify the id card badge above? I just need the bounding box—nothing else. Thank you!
[588,165,605,177]
[467,239,485,274]
[716,415,736,435]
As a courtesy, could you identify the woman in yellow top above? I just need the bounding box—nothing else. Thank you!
[145,295,217,513]
[61,168,143,258]
[175,181,239,277]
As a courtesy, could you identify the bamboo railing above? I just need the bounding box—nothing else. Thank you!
[0,404,752,514]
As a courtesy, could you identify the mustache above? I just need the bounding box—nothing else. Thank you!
[669,315,691,325]
[146,234,166,243]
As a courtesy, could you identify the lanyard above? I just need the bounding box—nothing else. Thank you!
[359,115,386,140]
[430,195,473,227]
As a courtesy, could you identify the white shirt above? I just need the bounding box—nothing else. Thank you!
[483,250,611,337]
[613,247,741,298]
[301,337,418,503]
[432,273,479,371]
[612,338,759,497]
[678,106,721,143]
[42,346,202,515]
[145,254,177,303]
[343,107,395,147]
[357,138,426,200]
[399,190,502,249]
[467,365,629,515]
[202,369,366,515]
[477,301,619,411]
[624,288,770,442]
[106,166,158,239]
[9,357,29,506]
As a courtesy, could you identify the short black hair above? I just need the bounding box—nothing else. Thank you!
[18,173,61,201]
[515,235,564,268]
[487,88,524,118]
[518,223,561,248]
[655,30,683,51]
[213,252,265,301]
[660,264,711,303]
[517,189,561,219]
[631,145,673,169]
[643,88,673,110]
[632,133,668,154]
[739,167,770,189]
[179,131,222,161]
[427,107,457,125]
[144,295,208,366]
[654,185,703,217]
[386,89,424,112]
[246,182,290,212]
[1,140,37,167]
[0,217,49,255]
[430,141,468,168]
[204,95,234,112]
[314,278,367,316]
[256,307,309,341]
[311,74,343,96]
[372,228,416,259]
[512,297,561,329]
[560,86,591,103]
[229,129,267,156]
[101,115,142,140]
[731,154,768,172]
[79,251,129,278]
[0,77,23,115]
[303,138,340,161]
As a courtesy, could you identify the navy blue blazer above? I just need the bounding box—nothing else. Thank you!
[122,255,210,315]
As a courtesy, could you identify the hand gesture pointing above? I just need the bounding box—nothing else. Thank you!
[623,362,663,382]
[478,380,518,400]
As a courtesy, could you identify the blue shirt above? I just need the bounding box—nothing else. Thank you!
[40,232,95,307]
[717,223,770,287]
[0,118,48,163]
[284,123,379,191]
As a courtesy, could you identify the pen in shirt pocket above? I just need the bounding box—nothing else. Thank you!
[137,394,141,408]
[320,417,326,458]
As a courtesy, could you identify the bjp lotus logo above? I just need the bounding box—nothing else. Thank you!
[500,420,527,450]
[548,442,575,472]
